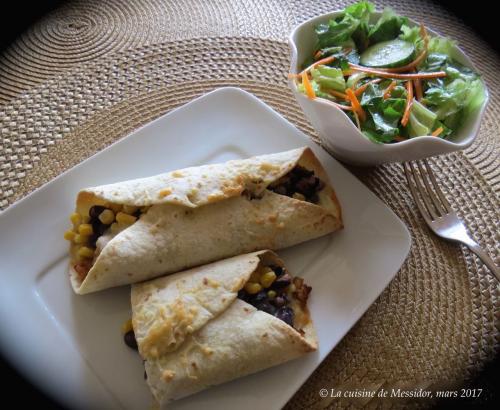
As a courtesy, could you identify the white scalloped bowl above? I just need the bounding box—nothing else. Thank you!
[289,11,489,166]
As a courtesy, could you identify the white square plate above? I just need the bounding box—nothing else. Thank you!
[0,88,410,409]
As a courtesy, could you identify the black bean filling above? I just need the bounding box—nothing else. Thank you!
[237,266,296,328]
[123,269,308,352]
[88,205,144,249]
[88,205,112,248]
[124,330,138,350]
[268,166,325,204]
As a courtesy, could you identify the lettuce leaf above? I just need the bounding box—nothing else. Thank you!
[297,80,325,99]
[382,98,406,120]
[316,15,360,48]
[315,1,374,49]
[360,82,383,106]
[358,82,406,141]
[433,120,452,138]
[368,8,407,43]
[405,100,437,137]
[399,24,424,53]
[422,53,448,72]
[411,100,437,129]
[421,52,485,129]
[344,1,374,19]
[311,66,346,92]
[427,37,457,55]
[346,1,374,51]
[361,119,397,143]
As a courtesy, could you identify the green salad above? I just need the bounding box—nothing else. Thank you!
[292,1,485,143]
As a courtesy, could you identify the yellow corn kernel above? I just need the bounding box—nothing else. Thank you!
[64,230,76,241]
[75,250,86,262]
[122,205,138,214]
[121,318,133,334]
[260,270,277,288]
[70,213,81,226]
[98,209,115,225]
[108,203,122,213]
[110,222,121,234]
[244,282,262,294]
[249,270,261,283]
[74,234,87,244]
[251,266,273,282]
[78,246,94,259]
[267,290,277,299]
[81,215,91,223]
[78,224,93,236]
[292,192,306,201]
[116,212,137,225]
[75,246,84,262]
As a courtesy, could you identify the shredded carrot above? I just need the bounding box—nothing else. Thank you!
[431,126,444,137]
[311,56,335,69]
[352,110,361,130]
[414,77,423,100]
[302,71,316,99]
[288,55,336,79]
[382,81,397,99]
[348,64,446,80]
[420,23,429,49]
[328,90,348,100]
[410,64,423,101]
[302,56,335,76]
[315,97,353,111]
[345,88,366,122]
[354,79,382,96]
[401,81,414,127]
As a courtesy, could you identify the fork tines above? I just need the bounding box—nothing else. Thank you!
[403,159,452,222]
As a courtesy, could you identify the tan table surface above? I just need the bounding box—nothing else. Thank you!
[0,1,498,408]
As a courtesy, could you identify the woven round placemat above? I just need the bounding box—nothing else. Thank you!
[0,1,498,408]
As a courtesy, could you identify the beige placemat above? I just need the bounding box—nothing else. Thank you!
[0,1,498,408]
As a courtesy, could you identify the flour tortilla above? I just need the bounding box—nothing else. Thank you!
[70,147,342,294]
[131,250,317,404]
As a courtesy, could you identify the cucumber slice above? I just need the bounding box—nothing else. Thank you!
[360,39,415,68]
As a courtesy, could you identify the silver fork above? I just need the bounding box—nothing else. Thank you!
[404,159,499,281]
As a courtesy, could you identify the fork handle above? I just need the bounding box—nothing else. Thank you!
[461,239,500,281]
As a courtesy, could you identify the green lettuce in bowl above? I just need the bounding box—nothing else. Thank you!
[288,1,488,165]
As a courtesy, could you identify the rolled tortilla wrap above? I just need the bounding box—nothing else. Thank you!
[130,250,317,404]
[68,147,342,294]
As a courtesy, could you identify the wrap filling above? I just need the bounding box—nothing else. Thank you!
[65,204,150,280]
[123,259,312,349]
